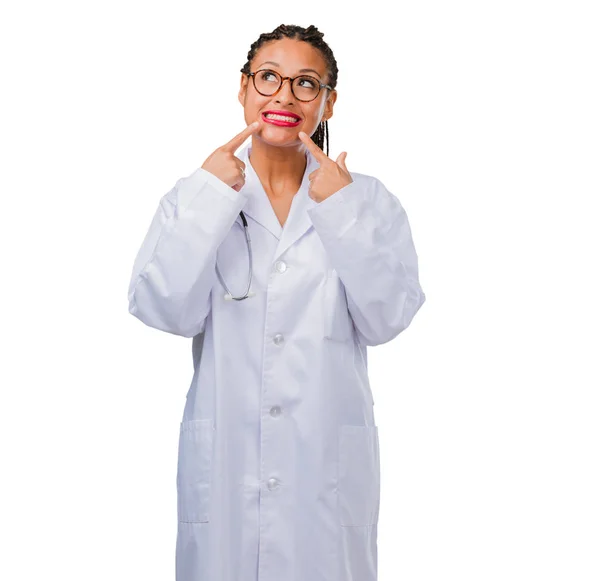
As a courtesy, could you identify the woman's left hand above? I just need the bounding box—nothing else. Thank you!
[298,131,353,203]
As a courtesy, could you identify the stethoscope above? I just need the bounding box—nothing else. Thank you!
[215,209,255,301]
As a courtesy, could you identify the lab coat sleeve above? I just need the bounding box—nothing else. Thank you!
[127,166,249,338]
[306,174,426,346]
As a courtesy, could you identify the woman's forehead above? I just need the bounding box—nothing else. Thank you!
[253,40,326,75]
[256,60,322,78]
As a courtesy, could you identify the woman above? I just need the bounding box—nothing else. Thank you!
[128,23,426,581]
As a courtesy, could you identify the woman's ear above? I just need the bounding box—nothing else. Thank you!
[323,89,337,122]
[238,74,249,106]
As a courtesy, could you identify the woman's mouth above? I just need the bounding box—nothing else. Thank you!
[262,112,302,127]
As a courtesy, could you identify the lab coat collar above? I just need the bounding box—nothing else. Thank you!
[235,142,320,262]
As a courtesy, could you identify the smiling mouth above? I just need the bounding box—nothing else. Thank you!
[262,112,302,126]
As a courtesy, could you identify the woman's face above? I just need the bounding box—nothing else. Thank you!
[239,38,337,148]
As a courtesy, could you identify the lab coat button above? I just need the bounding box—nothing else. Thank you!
[273,333,284,345]
[270,405,281,417]
[274,260,287,273]
[267,477,280,490]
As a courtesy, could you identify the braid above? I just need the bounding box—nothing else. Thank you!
[240,24,338,157]
[311,119,330,157]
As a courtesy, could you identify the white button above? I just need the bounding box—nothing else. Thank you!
[273,333,284,345]
[270,406,282,417]
[274,260,287,273]
[267,477,280,490]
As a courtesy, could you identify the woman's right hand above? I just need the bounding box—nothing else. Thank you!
[201,121,260,192]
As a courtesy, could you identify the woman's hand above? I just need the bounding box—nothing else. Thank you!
[201,121,260,192]
[298,131,353,203]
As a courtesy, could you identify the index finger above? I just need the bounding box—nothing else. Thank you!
[298,131,330,163]
[222,121,260,152]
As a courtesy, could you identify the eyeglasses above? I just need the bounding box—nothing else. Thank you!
[247,69,332,102]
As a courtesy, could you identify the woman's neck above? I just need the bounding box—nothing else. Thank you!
[249,139,307,198]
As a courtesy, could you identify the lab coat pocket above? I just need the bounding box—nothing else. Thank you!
[338,425,380,526]
[177,418,215,523]
[324,269,353,342]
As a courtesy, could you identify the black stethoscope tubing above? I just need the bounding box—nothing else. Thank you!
[215,211,253,301]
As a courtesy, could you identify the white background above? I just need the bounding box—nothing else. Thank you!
[1,1,599,579]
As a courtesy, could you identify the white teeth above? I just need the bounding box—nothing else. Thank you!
[265,113,299,122]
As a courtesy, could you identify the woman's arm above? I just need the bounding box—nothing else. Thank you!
[307,174,426,346]
[127,167,248,337]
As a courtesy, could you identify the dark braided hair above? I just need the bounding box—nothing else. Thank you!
[240,24,338,157]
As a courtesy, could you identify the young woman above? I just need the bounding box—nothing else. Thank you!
[128,23,426,581]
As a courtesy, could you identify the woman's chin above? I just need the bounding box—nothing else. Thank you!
[256,129,301,146]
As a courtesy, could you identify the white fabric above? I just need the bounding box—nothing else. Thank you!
[128,142,426,581]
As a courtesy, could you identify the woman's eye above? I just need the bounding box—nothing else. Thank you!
[299,78,317,88]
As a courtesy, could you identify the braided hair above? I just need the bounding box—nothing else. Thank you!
[240,24,338,157]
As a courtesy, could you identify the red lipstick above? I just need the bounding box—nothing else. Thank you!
[262,110,302,127]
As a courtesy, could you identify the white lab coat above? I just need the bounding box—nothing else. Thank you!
[127,141,426,581]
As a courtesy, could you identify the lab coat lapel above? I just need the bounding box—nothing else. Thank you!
[235,144,281,239]
[274,147,320,261]
[235,143,320,261]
